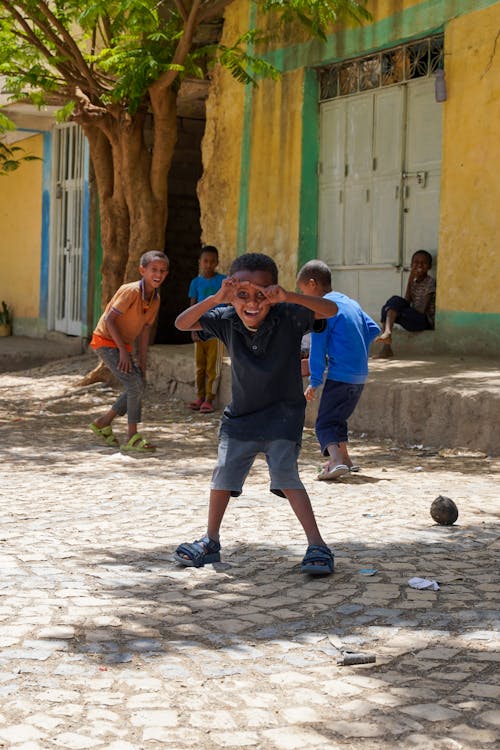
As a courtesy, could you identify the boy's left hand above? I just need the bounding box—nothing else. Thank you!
[262,284,288,304]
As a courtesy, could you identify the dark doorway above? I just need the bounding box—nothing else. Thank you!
[155,108,205,344]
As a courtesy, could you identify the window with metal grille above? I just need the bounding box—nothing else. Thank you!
[319,35,444,102]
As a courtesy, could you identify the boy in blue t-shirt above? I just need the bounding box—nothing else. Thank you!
[297,260,380,480]
[187,246,226,413]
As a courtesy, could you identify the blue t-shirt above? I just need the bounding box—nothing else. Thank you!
[309,291,380,387]
[188,273,226,303]
[199,304,318,442]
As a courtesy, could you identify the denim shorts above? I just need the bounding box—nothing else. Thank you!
[211,433,305,497]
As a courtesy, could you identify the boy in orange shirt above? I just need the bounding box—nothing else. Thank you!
[88,250,169,452]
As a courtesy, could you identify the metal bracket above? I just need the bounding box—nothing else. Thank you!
[402,170,427,188]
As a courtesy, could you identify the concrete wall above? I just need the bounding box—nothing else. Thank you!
[199,0,500,354]
[0,133,44,332]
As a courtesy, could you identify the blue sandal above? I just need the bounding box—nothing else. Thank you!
[174,536,221,568]
[301,544,334,576]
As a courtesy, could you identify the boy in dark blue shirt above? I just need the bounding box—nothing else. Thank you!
[174,253,338,576]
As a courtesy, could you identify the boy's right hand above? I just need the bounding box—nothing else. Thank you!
[216,277,239,305]
[304,385,316,402]
[118,348,133,373]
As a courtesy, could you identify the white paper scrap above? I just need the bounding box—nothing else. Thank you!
[408,577,440,591]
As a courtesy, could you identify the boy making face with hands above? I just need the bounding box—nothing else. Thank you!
[174,253,338,576]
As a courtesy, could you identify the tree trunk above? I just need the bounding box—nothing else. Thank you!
[77,90,178,385]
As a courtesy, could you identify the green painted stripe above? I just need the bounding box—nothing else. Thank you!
[436,310,500,354]
[236,1,257,255]
[263,0,500,71]
[437,310,500,327]
[298,68,320,271]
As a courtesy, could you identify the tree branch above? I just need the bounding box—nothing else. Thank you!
[174,0,188,22]
[149,0,202,96]
[0,2,91,91]
[11,0,103,99]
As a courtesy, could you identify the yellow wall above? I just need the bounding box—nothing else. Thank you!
[200,0,500,319]
[198,2,248,274]
[200,0,441,288]
[245,69,304,289]
[0,134,43,319]
[438,3,500,314]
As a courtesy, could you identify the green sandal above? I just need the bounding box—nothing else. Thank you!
[120,433,156,453]
[89,422,119,447]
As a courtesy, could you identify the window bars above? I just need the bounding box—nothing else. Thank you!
[319,35,444,101]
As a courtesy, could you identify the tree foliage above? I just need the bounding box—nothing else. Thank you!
[0,111,39,174]
[0,0,370,299]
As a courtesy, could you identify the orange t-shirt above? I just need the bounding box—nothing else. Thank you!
[90,280,160,351]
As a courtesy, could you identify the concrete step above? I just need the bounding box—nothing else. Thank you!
[0,334,85,373]
[148,344,499,456]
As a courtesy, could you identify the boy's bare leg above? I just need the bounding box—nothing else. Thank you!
[93,408,118,429]
[376,309,397,344]
[374,343,394,358]
[326,442,349,469]
[283,489,326,547]
[337,441,354,468]
[207,489,232,542]
[175,489,230,562]
[127,422,139,440]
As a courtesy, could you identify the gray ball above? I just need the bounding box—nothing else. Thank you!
[430,495,459,525]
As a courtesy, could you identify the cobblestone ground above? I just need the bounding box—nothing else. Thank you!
[0,356,498,750]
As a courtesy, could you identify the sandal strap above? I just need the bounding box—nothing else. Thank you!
[176,537,221,563]
[89,423,119,446]
[122,433,154,450]
[126,433,143,447]
[303,545,334,564]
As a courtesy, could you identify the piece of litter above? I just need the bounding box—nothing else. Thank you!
[337,652,377,666]
[359,568,378,576]
[408,577,440,591]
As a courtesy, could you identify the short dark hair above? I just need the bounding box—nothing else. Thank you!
[412,250,433,268]
[140,250,169,267]
[297,259,331,287]
[200,245,219,259]
[229,253,278,284]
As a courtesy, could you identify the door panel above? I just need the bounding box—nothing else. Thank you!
[344,95,373,265]
[319,100,345,184]
[52,124,85,336]
[318,185,343,265]
[319,101,346,265]
[345,96,373,179]
[344,184,371,265]
[372,87,404,264]
[402,79,442,267]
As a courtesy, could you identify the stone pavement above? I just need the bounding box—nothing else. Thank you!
[0,354,499,750]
